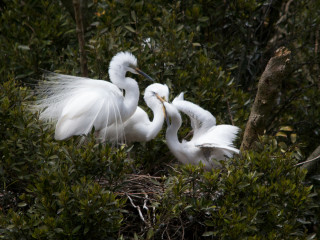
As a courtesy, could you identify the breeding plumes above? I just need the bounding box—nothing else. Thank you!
[33,52,153,143]
[101,83,169,144]
[163,93,240,170]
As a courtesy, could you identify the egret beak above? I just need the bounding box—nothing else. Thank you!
[134,67,154,81]
[155,94,167,119]
[165,110,170,126]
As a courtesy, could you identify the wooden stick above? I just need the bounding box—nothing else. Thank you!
[73,0,88,77]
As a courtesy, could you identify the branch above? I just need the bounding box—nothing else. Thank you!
[73,0,88,77]
[300,145,320,176]
[61,0,90,30]
[241,47,291,151]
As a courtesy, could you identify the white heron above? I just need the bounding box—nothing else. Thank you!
[163,93,240,170]
[100,83,169,144]
[33,52,154,142]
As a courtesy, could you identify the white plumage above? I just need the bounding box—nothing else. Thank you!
[164,93,240,170]
[101,83,169,143]
[33,52,153,143]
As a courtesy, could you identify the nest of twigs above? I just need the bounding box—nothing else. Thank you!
[98,173,167,228]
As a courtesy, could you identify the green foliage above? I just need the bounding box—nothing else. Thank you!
[1,178,124,240]
[152,137,317,239]
[0,76,54,194]
[0,0,76,79]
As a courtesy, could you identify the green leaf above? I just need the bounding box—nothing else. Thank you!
[54,228,64,233]
[84,226,90,235]
[17,202,27,207]
[275,132,287,138]
[176,25,184,32]
[202,231,215,237]
[18,45,30,51]
[72,225,81,234]
[280,126,293,131]
[57,208,64,214]
[131,11,136,22]
[147,228,154,239]
[290,133,297,143]
[198,16,209,22]
[307,234,317,240]
[124,26,136,33]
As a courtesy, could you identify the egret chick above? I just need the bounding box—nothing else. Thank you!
[101,83,169,144]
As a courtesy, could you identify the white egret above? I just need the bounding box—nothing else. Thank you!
[163,93,240,170]
[33,52,153,142]
[100,83,169,144]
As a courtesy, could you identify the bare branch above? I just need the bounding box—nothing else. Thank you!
[127,194,149,226]
[73,0,88,77]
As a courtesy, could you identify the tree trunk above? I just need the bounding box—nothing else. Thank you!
[61,0,89,30]
[73,0,88,77]
[241,47,291,151]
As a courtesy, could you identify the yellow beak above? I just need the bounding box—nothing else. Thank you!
[155,94,167,119]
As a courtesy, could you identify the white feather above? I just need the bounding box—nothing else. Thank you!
[32,52,149,144]
[164,96,240,170]
[101,83,169,144]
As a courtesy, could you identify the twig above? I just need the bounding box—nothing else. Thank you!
[166,228,171,240]
[300,145,320,174]
[223,89,235,125]
[179,217,185,240]
[295,154,320,167]
[127,194,149,226]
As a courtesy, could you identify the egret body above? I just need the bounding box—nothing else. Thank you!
[34,52,153,142]
[164,94,240,170]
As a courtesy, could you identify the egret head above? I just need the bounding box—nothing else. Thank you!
[144,83,169,103]
[144,83,169,118]
[108,52,153,84]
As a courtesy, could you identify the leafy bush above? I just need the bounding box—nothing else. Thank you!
[1,178,125,240]
[150,137,318,239]
[0,77,53,195]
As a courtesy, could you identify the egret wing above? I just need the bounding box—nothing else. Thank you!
[194,124,240,154]
[34,73,127,143]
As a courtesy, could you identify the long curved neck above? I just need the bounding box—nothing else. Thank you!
[145,104,165,141]
[122,78,139,121]
[166,114,182,151]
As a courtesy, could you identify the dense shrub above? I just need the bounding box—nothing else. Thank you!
[149,137,318,239]
[1,178,125,240]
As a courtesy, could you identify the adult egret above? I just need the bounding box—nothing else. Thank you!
[100,83,169,144]
[163,93,240,170]
[33,52,153,142]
